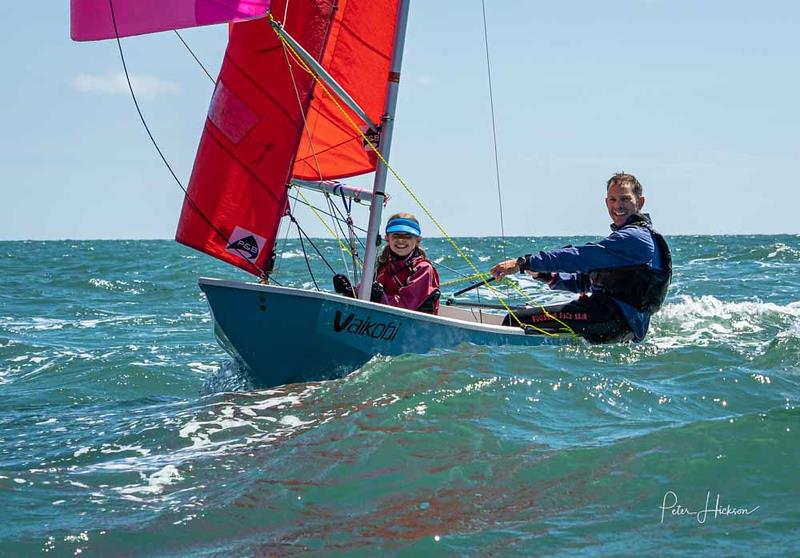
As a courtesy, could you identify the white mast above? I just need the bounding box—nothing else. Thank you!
[358,0,412,300]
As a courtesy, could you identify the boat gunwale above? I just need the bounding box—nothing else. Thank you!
[198,277,564,340]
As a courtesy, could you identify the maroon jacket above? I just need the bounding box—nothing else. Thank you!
[376,250,440,314]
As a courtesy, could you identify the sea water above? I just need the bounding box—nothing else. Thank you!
[1,236,798,556]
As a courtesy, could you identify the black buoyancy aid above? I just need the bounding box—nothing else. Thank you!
[588,215,673,313]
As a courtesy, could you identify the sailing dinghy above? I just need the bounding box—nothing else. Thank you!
[71,0,574,388]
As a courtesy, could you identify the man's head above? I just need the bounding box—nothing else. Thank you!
[605,172,645,228]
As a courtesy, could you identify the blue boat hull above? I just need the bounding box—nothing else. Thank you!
[199,278,567,387]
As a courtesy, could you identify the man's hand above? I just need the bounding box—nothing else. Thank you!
[333,274,355,297]
[490,259,520,279]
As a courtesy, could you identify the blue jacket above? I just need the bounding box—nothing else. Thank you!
[526,214,666,341]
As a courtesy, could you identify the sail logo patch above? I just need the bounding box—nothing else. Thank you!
[226,226,266,262]
[333,310,401,341]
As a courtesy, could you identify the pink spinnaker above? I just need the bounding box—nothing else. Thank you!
[70,0,269,41]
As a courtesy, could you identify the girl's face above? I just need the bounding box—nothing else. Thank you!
[387,232,420,258]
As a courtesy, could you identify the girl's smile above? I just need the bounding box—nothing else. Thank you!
[387,232,419,258]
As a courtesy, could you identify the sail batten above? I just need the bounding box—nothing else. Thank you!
[70,0,270,41]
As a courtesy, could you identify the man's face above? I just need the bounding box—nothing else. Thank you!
[605,182,644,228]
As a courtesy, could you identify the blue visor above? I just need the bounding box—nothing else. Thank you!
[385,217,421,237]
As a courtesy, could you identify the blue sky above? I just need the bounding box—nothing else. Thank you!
[1,1,798,240]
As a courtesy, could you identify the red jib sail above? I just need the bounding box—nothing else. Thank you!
[176,0,399,276]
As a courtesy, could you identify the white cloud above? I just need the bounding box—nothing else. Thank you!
[72,71,179,98]
[406,73,435,86]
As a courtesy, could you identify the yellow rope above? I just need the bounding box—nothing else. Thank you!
[440,272,491,287]
[279,32,362,272]
[272,16,575,337]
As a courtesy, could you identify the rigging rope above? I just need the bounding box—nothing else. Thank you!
[174,30,216,85]
[279,37,358,277]
[289,194,368,236]
[294,189,359,262]
[480,0,507,250]
[289,214,337,274]
[271,15,575,337]
[293,220,320,290]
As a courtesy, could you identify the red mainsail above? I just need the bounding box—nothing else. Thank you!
[176,0,399,276]
[292,0,400,181]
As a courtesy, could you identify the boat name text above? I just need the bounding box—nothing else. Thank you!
[333,311,401,341]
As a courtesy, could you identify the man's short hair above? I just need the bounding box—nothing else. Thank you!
[607,172,643,197]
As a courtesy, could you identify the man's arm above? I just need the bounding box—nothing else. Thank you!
[490,228,654,280]
[548,272,590,293]
[528,228,655,274]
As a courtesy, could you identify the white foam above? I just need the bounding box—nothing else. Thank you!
[117,465,182,496]
[31,318,68,331]
[767,243,800,258]
[89,278,113,289]
[778,317,800,339]
[660,295,800,321]
[278,415,314,427]
[187,362,219,374]
[99,444,151,457]
[651,295,800,348]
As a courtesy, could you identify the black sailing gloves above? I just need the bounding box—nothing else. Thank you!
[332,274,384,303]
[333,274,354,296]
[370,281,384,302]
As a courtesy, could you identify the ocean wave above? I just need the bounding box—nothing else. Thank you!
[650,295,800,349]
[766,242,800,260]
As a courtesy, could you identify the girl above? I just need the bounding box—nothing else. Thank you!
[333,213,441,314]
[375,213,441,314]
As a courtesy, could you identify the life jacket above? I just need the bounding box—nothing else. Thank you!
[376,250,441,314]
[588,216,672,313]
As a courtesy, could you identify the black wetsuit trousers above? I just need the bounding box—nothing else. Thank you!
[502,294,635,344]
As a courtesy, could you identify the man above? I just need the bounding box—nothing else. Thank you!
[490,172,672,343]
